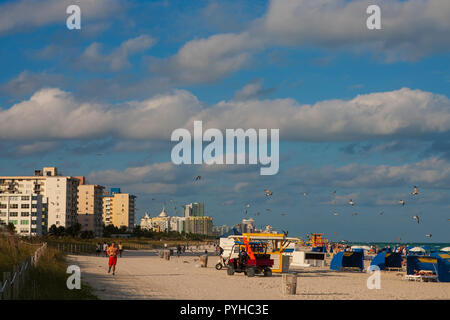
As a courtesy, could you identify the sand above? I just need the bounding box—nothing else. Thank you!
[67,248,450,300]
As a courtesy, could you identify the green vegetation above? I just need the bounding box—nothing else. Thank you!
[43,223,215,252]
[0,236,36,275]
[19,247,97,300]
[46,223,214,242]
[1,235,97,299]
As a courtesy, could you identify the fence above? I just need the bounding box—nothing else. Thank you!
[0,242,47,300]
[51,242,96,255]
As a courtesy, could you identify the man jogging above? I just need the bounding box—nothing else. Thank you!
[107,242,119,275]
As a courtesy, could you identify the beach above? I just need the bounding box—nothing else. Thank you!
[67,248,450,300]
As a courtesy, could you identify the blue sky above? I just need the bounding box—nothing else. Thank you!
[0,0,450,242]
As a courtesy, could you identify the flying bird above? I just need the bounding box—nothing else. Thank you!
[411,186,419,196]
[413,215,420,224]
[348,199,354,206]
[245,204,251,208]
[379,211,384,216]
[266,208,271,211]
[333,212,339,216]
[302,192,308,197]
[399,200,406,206]
[426,234,432,238]
[264,189,273,196]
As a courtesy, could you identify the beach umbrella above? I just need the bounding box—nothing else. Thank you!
[409,246,426,253]
[441,247,450,252]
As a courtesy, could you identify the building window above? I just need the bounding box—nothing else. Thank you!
[21,204,30,209]
[21,196,30,201]
[9,212,18,217]
[10,204,18,209]
[21,212,30,217]
[20,220,29,225]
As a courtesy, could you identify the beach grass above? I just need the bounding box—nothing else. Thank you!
[0,235,36,276]
[19,246,98,300]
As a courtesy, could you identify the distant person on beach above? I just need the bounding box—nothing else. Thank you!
[103,242,108,257]
[182,245,186,253]
[95,243,101,256]
[107,242,119,275]
[118,242,123,257]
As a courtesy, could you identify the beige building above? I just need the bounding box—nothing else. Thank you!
[149,208,170,232]
[103,189,136,231]
[77,182,104,237]
[185,216,213,236]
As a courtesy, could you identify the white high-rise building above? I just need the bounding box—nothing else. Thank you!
[45,176,79,229]
[0,194,43,236]
[0,167,80,232]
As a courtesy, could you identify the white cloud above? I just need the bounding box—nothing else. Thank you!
[156,0,450,83]
[0,71,63,98]
[87,162,178,185]
[196,87,450,141]
[78,35,156,71]
[0,0,122,35]
[0,87,202,140]
[1,87,450,143]
[293,157,450,189]
[151,32,264,84]
[233,78,274,101]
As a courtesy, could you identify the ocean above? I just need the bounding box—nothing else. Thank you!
[347,242,450,250]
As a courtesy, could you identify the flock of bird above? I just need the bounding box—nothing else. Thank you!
[148,176,444,239]
[329,185,435,238]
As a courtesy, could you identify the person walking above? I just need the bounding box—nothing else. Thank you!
[118,242,123,257]
[103,242,108,257]
[95,242,101,256]
[107,242,119,275]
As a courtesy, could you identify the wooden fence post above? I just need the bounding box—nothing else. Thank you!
[282,274,297,295]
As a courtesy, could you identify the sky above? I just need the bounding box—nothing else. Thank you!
[0,0,449,243]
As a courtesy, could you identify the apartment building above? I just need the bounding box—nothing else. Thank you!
[183,202,204,217]
[185,216,213,236]
[103,188,136,231]
[77,183,104,237]
[0,194,43,236]
[0,167,79,232]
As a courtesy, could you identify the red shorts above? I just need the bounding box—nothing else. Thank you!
[108,256,117,266]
